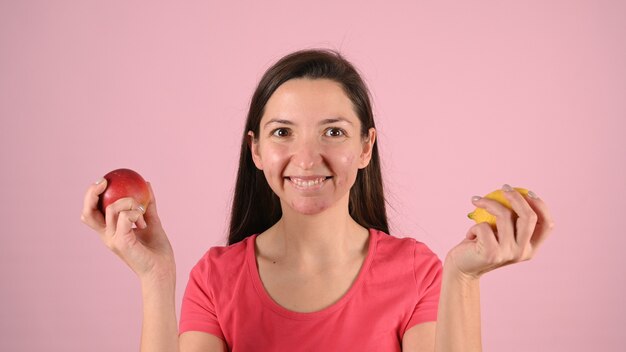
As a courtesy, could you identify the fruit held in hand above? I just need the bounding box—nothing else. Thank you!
[468,187,530,228]
[98,168,150,214]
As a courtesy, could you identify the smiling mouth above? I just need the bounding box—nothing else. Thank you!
[284,176,332,188]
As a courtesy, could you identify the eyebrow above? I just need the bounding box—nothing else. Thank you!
[263,117,353,128]
[320,118,353,125]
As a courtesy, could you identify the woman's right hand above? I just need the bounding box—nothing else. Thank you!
[80,178,176,285]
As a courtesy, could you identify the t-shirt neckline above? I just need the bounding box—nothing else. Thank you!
[246,228,379,321]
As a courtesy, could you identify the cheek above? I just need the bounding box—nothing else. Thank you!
[262,145,289,177]
[332,151,359,186]
[332,147,357,165]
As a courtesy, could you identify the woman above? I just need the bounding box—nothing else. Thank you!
[81,49,554,351]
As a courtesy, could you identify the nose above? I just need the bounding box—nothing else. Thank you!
[292,138,322,170]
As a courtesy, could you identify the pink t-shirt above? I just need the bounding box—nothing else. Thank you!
[180,228,442,351]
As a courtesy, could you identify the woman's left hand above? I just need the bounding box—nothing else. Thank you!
[446,184,555,280]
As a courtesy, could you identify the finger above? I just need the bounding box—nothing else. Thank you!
[135,206,148,230]
[80,178,107,232]
[522,191,555,251]
[467,222,501,271]
[116,208,146,238]
[104,197,145,237]
[468,222,500,250]
[102,208,145,257]
[136,204,147,229]
[501,185,538,248]
[471,194,516,248]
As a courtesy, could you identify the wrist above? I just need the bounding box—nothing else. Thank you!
[139,269,176,292]
[140,278,176,306]
[443,255,481,286]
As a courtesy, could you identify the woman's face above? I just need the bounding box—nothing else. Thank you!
[249,78,376,215]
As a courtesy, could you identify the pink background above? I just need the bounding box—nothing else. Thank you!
[1,1,624,351]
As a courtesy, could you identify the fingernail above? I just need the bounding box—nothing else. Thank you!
[137,205,146,214]
[95,177,105,185]
[528,190,539,199]
[502,184,513,192]
[472,196,481,202]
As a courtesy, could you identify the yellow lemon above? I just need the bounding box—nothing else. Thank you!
[467,187,529,228]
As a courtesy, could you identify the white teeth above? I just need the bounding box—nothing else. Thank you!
[289,177,327,188]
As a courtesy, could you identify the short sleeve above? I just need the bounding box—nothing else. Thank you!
[403,241,443,334]
[179,251,225,340]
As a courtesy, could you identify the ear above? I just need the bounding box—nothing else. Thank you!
[248,131,263,170]
[358,128,376,169]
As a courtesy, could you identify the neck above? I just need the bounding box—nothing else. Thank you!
[268,196,369,269]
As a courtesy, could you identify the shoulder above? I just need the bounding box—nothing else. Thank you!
[371,229,442,287]
[190,235,254,279]
[372,229,439,262]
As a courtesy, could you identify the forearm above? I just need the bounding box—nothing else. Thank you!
[140,277,179,352]
[434,258,482,352]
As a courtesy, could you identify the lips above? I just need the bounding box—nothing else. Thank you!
[285,176,332,189]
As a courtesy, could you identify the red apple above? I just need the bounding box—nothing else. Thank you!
[98,168,150,214]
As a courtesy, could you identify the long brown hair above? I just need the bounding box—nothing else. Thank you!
[228,48,389,245]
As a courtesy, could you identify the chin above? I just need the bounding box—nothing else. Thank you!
[287,199,333,215]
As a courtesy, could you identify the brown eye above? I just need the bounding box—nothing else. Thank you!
[272,128,290,137]
[325,128,345,137]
